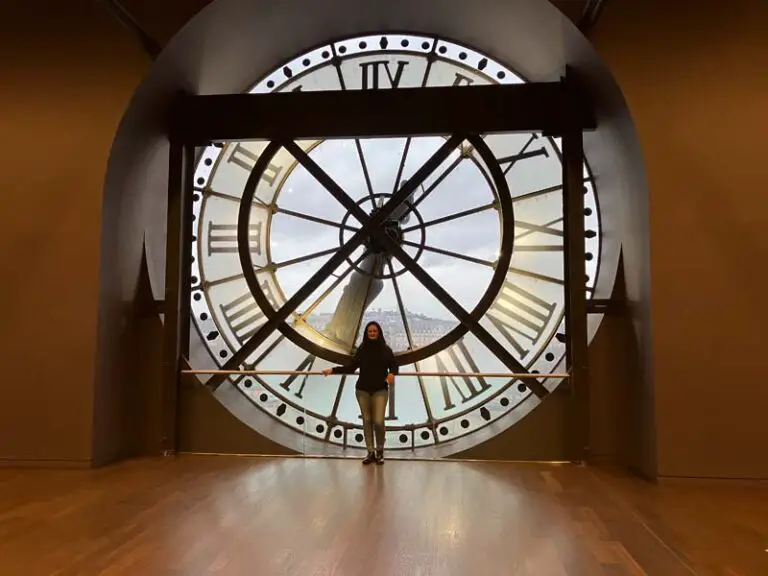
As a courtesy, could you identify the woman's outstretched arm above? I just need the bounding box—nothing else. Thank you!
[322,348,362,376]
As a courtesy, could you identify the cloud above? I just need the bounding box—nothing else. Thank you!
[265,137,512,323]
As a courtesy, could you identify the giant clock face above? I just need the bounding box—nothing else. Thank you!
[189,33,603,454]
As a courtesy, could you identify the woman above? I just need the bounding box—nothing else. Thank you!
[322,321,397,465]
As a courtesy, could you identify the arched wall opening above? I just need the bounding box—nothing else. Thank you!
[96,0,653,473]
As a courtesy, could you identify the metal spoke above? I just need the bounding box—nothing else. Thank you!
[386,259,435,424]
[276,206,359,232]
[204,267,267,289]
[401,240,496,268]
[202,187,269,208]
[203,271,243,289]
[400,155,463,219]
[284,136,464,228]
[509,267,564,286]
[392,138,412,195]
[401,202,496,234]
[515,217,564,240]
[204,245,337,288]
[390,41,437,197]
[513,184,562,203]
[272,247,340,270]
[513,177,589,204]
[283,144,366,225]
[332,44,375,201]
[282,148,362,224]
[355,140,375,201]
[387,259,415,349]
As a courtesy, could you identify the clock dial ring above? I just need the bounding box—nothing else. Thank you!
[236,133,515,367]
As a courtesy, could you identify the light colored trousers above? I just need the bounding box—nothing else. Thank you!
[355,389,388,451]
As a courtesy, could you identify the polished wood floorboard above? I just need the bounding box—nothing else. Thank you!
[0,456,765,575]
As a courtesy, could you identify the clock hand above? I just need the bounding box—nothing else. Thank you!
[388,178,418,224]
[324,177,417,348]
[324,252,385,348]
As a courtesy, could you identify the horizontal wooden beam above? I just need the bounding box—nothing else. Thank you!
[170,82,596,144]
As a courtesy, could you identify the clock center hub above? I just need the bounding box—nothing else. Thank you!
[338,192,427,280]
[366,210,404,255]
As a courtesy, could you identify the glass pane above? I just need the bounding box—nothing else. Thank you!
[186,32,605,461]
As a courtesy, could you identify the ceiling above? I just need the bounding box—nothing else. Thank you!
[117,0,593,49]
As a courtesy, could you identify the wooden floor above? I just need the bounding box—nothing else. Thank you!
[0,456,766,576]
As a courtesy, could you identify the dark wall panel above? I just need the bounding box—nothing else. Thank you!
[592,0,768,479]
[0,0,149,465]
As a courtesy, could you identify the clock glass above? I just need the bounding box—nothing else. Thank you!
[188,33,602,455]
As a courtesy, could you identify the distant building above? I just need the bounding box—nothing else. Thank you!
[307,309,454,350]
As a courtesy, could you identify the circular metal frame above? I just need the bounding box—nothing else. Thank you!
[237,134,514,366]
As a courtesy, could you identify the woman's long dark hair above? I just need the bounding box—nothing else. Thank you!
[359,321,387,349]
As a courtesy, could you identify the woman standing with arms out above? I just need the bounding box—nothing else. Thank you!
[322,321,397,465]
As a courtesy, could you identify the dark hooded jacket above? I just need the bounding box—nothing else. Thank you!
[331,324,399,393]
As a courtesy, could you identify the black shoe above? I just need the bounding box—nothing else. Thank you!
[375,449,384,465]
[362,451,376,465]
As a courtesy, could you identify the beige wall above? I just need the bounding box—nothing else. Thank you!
[1,0,765,477]
[591,0,768,478]
[0,0,149,464]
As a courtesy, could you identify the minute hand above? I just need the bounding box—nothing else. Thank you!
[324,253,384,348]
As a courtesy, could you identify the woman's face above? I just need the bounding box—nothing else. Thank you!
[366,324,380,340]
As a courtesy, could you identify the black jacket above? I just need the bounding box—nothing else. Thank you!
[331,343,399,393]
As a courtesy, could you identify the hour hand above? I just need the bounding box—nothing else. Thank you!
[324,252,384,348]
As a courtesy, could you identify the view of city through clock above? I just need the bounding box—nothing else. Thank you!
[189,33,603,454]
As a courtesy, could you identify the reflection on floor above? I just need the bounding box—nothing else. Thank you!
[0,456,766,575]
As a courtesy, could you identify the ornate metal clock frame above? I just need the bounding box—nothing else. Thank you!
[161,58,598,461]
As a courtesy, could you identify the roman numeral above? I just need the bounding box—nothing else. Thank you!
[496,134,549,176]
[227,143,284,185]
[453,73,474,86]
[207,222,262,256]
[435,341,491,411]
[513,217,564,252]
[279,354,315,399]
[219,280,278,344]
[487,281,556,359]
[360,60,408,90]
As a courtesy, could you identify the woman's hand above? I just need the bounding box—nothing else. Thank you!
[386,373,395,385]
[322,368,333,376]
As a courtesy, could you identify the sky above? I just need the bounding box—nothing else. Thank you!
[267,136,504,324]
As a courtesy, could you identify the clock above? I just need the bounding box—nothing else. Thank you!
[188,33,603,455]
